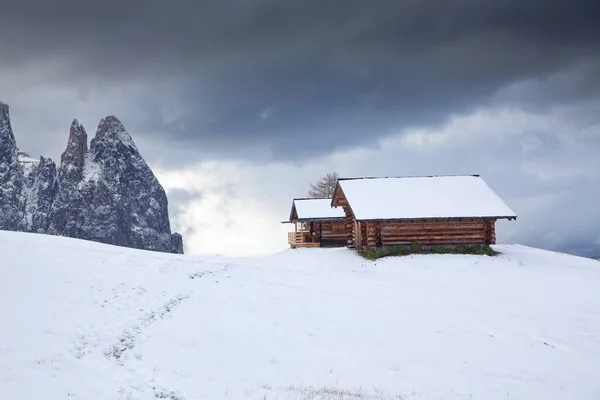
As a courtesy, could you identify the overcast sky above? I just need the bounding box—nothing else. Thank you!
[1,0,599,257]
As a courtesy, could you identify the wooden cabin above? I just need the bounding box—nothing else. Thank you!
[331,175,516,250]
[284,198,346,248]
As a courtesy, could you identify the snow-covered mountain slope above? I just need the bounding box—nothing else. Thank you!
[1,231,599,400]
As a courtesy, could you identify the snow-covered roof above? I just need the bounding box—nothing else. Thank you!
[333,175,516,220]
[289,198,345,221]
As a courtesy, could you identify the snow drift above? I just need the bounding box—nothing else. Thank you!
[1,230,599,399]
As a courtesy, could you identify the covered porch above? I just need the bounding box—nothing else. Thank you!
[287,222,321,248]
[283,198,347,249]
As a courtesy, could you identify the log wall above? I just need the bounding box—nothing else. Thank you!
[317,220,347,246]
[364,218,497,248]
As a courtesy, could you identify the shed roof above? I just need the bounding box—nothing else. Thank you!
[289,198,345,221]
[332,175,516,221]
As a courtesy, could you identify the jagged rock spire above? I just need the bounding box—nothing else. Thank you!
[1,102,184,254]
[59,119,88,184]
[94,115,137,149]
[80,115,182,252]
[0,101,25,230]
[52,114,184,253]
[68,119,88,154]
[24,156,58,232]
[0,102,18,164]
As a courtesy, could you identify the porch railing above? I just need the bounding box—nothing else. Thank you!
[288,231,316,245]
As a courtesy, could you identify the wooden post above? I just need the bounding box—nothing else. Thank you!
[485,219,494,245]
[318,221,322,243]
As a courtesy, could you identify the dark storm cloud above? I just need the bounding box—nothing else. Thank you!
[1,0,599,156]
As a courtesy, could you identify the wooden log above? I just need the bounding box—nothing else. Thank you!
[380,223,484,234]
[380,237,486,244]
[360,218,499,248]
[381,239,488,246]
[379,223,486,232]
[379,229,485,235]
[294,242,321,248]
[378,220,486,225]
[379,229,486,236]
[380,234,486,241]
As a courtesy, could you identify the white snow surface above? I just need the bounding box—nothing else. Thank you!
[100,116,138,150]
[291,198,345,220]
[17,150,39,177]
[337,176,517,220]
[2,231,599,400]
[82,153,102,184]
[115,125,137,150]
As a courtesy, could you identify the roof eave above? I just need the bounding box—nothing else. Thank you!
[330,182,342,208]
[354,215,517,222]
[288,217,346,223]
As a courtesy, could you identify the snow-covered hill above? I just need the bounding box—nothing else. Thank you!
[2,231,599,400]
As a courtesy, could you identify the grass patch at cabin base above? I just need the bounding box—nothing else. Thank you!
[359,243,499,260]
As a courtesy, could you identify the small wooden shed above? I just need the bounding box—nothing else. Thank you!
[331,175,516,249]
[284,198,346,248]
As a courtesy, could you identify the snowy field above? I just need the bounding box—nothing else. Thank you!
[1,231,600,400]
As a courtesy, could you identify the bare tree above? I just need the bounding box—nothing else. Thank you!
[308,172,339,198]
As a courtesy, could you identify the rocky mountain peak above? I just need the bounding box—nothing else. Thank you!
[94,115,137,150]
[0,102,10,124]
[23,155,58,233]
[79,116,182,253]
[0,102,18,164]
[60,119,88,184]
[0,101,25,231]
[0,101,184,254]
[69,119,88,148]
[0,101,10,125]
